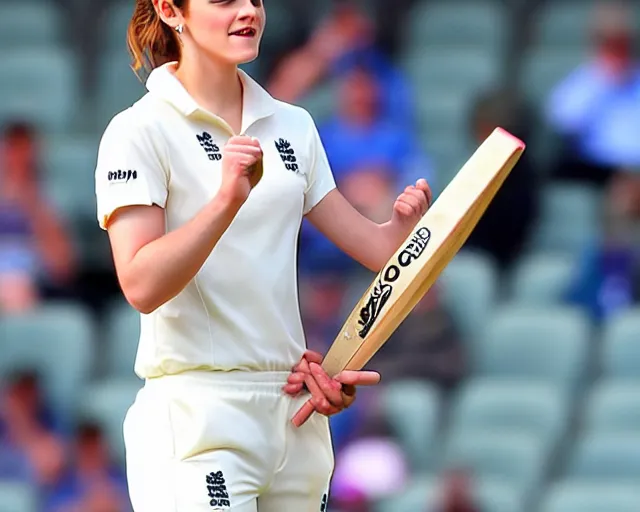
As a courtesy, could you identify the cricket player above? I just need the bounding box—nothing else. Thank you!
[94,0,431,510]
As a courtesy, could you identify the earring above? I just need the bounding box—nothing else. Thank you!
[175,24,184,34]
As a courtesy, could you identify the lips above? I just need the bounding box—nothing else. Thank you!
[230,27,256,37]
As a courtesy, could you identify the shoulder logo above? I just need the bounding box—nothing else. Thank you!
[108,169,137,184]
[275,138,299,173]
[357,227,431,338]
[197,132,222,161]
[206,470,230,509]
[320,493,328,511]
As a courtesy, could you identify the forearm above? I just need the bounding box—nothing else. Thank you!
[119,193,241,313]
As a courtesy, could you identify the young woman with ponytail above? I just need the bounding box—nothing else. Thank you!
[94,1,431,510]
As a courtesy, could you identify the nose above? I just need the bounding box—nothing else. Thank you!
[237,0,259,20]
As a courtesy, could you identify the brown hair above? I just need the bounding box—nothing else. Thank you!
[127,0,187,81]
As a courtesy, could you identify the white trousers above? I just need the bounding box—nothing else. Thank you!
[123,371,335,511]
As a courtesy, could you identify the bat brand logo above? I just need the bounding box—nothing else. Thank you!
[357,227,431,338]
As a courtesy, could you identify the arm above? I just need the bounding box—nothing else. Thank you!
[305,181,431,273]
[106,194,241,314]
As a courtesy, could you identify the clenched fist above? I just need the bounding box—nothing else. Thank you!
[220,135,263,206]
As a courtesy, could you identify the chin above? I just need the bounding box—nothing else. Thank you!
[234,50,260,66]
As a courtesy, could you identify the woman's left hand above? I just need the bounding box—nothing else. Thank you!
[284,351,380,427]
[391,178,432,231]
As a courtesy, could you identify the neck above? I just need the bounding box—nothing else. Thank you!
[174,49,243,120]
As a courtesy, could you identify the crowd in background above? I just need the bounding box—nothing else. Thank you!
[1,0,640,511]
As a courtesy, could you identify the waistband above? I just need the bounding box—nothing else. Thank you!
[144,370,291,394]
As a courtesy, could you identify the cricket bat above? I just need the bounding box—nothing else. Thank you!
[294,127,525,424]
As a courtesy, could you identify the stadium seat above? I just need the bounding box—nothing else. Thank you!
[379,380,440,472]
[585,381,640,433]
[0,48,80,134]
[402,47,502,97]
[540,481,640,512]
[103,1,134,51]
[508,253,576,306]
[104,300,141,380]
[297,80,337,125]
[94,49,147,132]
[0,2,63,50]
[534,0,599,48]
[449,378,568,455]
[601,308,640,381]
[0,482,37,512]
[566,431,640,481]
[375,475,522,512]
[405,0,508,50]
[0,303,94,430]
[77,378,143,463]
[529,182,602,256]
[44,135,100,223]
[475,305,591,390]
[520,47,589,107]
[441,430,545,497]
[439,250,498,345]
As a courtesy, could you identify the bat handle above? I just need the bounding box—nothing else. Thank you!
[291,399,315,428]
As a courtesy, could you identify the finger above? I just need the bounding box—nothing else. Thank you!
[291,400,315,427]
[309,362,344,407]
[335,370,381,386]
[415,179,433,206]
[282,383,304,395]
[403,187,429,215]
[228,135,260,147]
[395,195,421,217]
[393,200,414,218]
[225,145,263,158]
[287,372,306,385]
[304,368,343,410]
[302,350,324,365]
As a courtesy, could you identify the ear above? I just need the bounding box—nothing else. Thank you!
[153,0,185,31]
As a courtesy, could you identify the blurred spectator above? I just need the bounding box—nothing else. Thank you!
[369,286,466,395]
[546,0,640,187]
[331,419,409,512]
[0,121,77,312]
[267,2,418,129]
[319,62,432,188]
[464,88,540,270]
[565,171,640,321]
[0,371,66,487]
[46,422,129,512]
[433,467,481,512]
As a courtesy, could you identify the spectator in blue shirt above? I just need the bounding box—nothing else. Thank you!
[546,0,640,187]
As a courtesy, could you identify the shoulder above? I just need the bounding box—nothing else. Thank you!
[101,94,169,141]
[271,98,317,131]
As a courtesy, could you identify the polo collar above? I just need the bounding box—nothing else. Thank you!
[145,62,276,134]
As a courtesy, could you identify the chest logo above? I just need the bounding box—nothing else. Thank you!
[275,138,300,174]
[197,132,222,161]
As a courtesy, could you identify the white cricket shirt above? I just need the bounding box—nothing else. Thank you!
[95,62,336,378]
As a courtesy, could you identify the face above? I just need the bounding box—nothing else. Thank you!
[1,134,37,182]
[167,0,266,66]
[340,68,380,123]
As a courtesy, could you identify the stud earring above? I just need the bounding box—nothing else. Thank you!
[176,24,184,34]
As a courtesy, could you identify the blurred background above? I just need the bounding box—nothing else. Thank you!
[1,0,640,510]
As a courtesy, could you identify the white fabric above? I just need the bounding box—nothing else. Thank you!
[94,63,336,378]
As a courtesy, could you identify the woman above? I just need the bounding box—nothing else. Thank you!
[94,0,431,510]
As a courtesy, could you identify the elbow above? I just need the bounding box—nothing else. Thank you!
[124,291,158,315]
[120,279,161,315]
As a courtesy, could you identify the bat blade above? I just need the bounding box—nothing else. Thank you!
[291,127,525,427]
[321,127,525,377]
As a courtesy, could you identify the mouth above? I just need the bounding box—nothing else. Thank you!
[229,27,257,38]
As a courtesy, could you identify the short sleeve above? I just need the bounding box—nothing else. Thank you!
[95,111,169,230]
[303,114,337,215]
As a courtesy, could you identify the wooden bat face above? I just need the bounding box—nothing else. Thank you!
[321,127,525,377]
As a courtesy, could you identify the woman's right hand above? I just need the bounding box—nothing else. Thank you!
[220,136,263,206]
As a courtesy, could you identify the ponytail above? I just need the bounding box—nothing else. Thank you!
[127,0,187,82]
